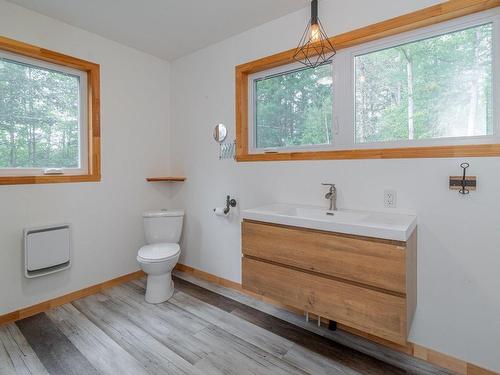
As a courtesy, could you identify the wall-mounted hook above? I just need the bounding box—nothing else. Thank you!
[459,163,470,195]
[449,162,476,194]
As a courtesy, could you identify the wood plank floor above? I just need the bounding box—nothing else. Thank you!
[0,274,455,375]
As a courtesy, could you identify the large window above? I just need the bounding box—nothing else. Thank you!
[239,6,499,160]
[0,36,100,184]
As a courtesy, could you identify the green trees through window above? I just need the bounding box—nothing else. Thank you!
[251,22,494,152]
[254,63,333,149]
[0,57,81,169]
[355,23,493,143]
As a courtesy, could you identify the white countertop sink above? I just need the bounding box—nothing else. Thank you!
[241,203,417,241]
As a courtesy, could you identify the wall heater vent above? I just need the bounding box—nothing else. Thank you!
[24,224,71,278]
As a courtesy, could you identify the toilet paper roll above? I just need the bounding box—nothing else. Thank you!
[214,207,228,217]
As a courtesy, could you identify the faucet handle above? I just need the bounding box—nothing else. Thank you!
[321,183,335,189]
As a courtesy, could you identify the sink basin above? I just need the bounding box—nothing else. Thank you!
[241,203,416,241]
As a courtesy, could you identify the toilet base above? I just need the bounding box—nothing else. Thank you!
[145,272,174,304]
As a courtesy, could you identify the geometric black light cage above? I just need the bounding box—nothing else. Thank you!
[293,0,336,68]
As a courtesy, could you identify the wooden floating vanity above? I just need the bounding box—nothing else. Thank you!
[241,217,417,345]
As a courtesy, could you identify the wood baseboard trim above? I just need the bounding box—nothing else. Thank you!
[0,270,145,326]
[174,263,498,375]
[174,263,304,315]
[175,263,241,290]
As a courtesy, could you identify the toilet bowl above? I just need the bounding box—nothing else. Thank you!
[137,209,184,304]
[137,243,180,303]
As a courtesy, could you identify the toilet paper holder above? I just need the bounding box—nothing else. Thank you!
[214,195,237,215]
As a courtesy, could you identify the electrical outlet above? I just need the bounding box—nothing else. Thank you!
[384,190,397,208]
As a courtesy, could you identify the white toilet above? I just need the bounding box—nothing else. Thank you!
[137,209,184,304]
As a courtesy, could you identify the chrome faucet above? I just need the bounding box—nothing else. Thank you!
[322,183,337,211]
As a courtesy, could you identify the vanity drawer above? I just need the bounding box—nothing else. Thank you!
[242,257,407,345]
[242,220,406,294]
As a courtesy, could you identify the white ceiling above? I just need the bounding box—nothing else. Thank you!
[7,0,310,60]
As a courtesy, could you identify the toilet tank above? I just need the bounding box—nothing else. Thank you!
[143,209,184,244]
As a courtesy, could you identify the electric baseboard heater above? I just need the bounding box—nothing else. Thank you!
[24,224,71,278]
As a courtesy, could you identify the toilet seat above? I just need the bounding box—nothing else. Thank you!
[137,243,180,263]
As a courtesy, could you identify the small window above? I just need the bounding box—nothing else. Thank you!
[0,51,87,175]
[251,62,333,151]
[355,23,493,144]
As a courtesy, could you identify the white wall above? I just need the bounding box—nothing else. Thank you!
[0,1,171,314]
[170,0,500,372]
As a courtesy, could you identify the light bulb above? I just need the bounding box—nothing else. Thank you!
[310,23,320,42]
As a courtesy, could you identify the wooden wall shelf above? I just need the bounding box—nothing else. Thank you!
[146,177,186,182]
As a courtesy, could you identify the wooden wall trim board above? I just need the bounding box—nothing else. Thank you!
[0,36,101,185]
[235,0,500,162]
[174,263,499,375]
[0,270,144,326]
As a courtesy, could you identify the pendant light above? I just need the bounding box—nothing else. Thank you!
[293,0,336,68]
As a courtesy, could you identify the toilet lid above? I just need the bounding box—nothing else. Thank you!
[138,243,180,262]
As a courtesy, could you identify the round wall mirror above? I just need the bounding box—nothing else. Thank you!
[213,123,227,143]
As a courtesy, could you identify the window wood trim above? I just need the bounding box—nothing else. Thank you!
[235,0,500,162]
[0,36,101,184]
